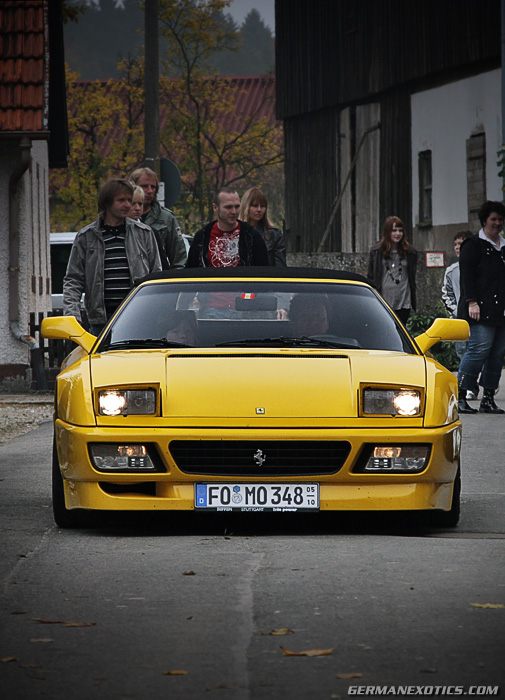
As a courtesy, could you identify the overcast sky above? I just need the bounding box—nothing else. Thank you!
[227,0,275,33]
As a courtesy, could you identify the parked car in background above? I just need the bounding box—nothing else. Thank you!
[42,267,469,529]
[50,232,77,311]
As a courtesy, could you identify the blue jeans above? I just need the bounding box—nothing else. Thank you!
[454,340,467,363]
[458,323,505,392]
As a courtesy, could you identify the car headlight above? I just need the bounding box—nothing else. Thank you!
[362,388,422,416]
[98,389,157,416]
[89,444,163,472]
[355,445,430,473]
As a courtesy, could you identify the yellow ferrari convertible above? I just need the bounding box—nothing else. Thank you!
[42,268,469,528]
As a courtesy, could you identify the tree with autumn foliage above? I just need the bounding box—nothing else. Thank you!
[50,57,145,231]
[50,0,283,233]
[158,0,283,230]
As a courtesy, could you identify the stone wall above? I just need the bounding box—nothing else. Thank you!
[287,252,446,313]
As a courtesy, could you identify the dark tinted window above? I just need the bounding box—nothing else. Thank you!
[99,281,415,353]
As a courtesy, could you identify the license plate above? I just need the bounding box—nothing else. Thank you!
[195,483,319,511]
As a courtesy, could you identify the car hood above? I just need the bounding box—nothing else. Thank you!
[91,349,426,420]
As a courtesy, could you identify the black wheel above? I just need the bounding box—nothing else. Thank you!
[52,438,95,528]
[429,465,461,528]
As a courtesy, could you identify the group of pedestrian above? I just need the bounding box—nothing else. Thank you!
[62,173,505,416]
[368,202,505,417]
[63,174,284,334]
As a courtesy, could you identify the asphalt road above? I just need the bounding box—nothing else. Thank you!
[1,408,504,700]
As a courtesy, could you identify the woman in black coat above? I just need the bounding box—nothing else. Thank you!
[239,187,286,267]
[457,200,505,414]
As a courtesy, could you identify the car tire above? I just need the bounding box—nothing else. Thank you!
[430,465,461,528]
[52,438,95,528]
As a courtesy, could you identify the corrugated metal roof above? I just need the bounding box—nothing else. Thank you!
[0,0,48,134]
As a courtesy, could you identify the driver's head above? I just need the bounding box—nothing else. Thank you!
[289,295,329,336]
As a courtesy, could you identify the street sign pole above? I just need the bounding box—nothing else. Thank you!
[144,0,159,174]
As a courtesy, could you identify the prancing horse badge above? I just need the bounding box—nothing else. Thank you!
[254,449,266,467]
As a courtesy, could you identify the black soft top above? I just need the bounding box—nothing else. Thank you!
[141,266,369,285]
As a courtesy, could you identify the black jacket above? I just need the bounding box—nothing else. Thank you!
[367,243,418,310]
[186,220,269,268]
[255,223,287,267]
[457,234,505,326]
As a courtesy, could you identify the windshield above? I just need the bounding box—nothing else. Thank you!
[98,281,415,353]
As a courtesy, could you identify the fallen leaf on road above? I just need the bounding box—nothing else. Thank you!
[30,618,96,627]
[182,571,196,576]
[20,664,40,669]
[335,672,363,679]
[280,646,334,657]
[30,619,64,624]
[29,639,53,643]
[1,657,18,663]
[262,628,294,636]
[163,670,188,675]
[470,603,504,609]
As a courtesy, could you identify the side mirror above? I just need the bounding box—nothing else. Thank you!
[415,318,469,354]
[41,316,97,354]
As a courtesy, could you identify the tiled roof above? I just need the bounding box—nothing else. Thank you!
[71,75,279,157]
[0,0,48,134]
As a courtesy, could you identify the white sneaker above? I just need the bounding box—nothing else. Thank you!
[466,390,479,400]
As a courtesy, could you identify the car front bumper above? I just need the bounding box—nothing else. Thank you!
[54,420,462,513]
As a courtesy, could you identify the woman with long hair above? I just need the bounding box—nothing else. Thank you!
[367,215,418,325]
[239,187,286,266]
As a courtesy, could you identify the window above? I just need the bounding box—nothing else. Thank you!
[418,150,432,226]
[466,132,486,231]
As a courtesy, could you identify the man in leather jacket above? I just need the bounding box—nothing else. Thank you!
[186,187,269,268]
[63,178,161,335]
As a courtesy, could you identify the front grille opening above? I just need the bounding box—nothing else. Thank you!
[99,482,156,496]
[169,440,351,477]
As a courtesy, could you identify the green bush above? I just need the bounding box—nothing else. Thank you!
[406,302,459,371]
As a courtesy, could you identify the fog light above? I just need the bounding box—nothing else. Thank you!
[89,444,157,471]
[357,445,430,473]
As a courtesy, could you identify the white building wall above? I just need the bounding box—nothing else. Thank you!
[411,69,502,228]
[0,139,51,388]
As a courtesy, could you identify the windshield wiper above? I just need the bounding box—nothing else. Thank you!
[105,338,193,349]
[215,335,360,349]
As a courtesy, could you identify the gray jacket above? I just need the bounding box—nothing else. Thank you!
[143,200,187,269]
[63,217,161,325]
[441,261,460,317]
